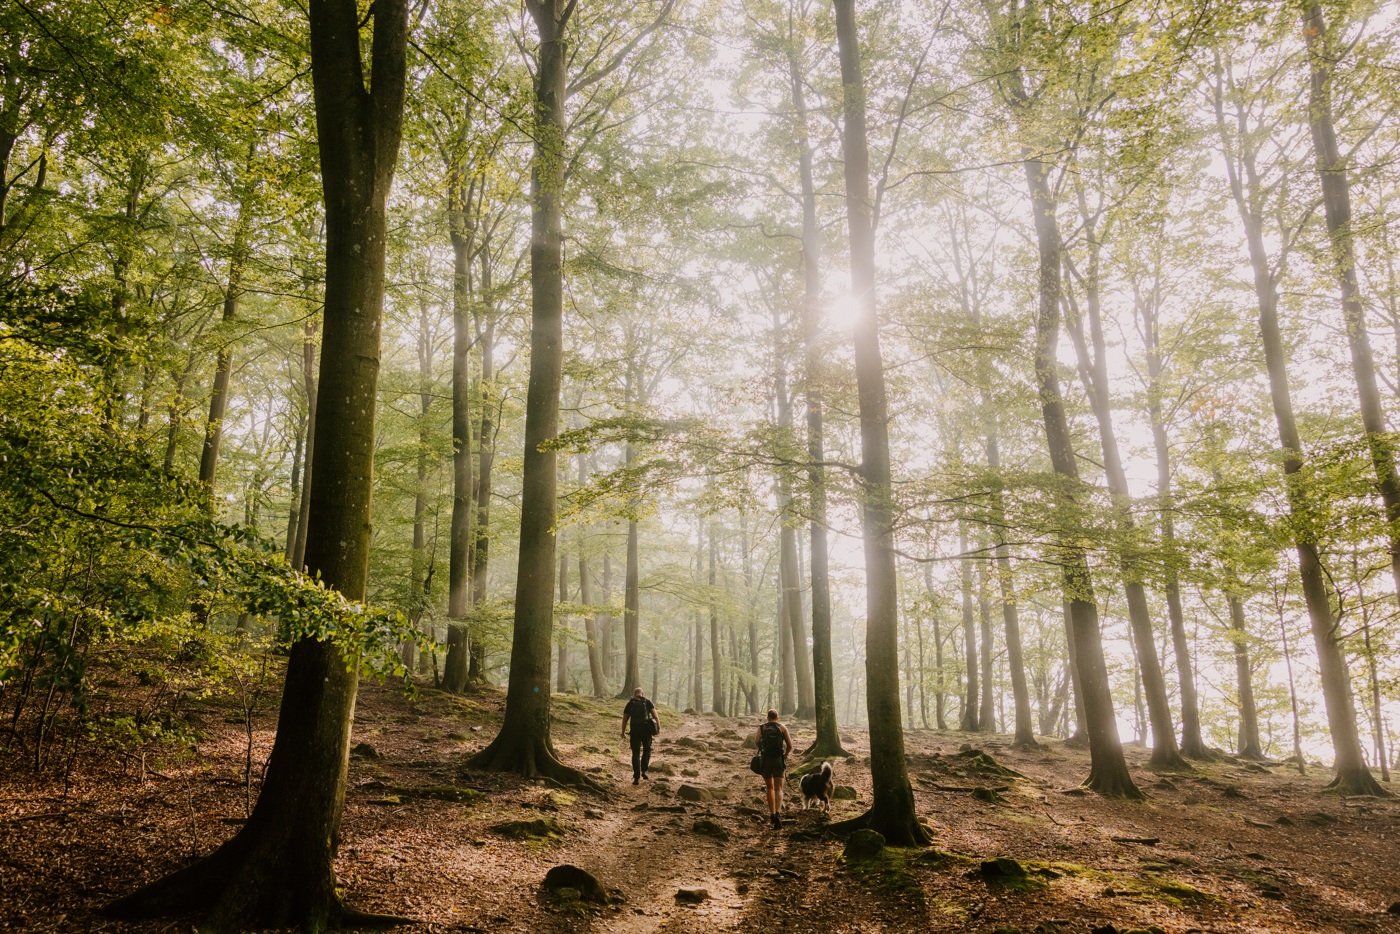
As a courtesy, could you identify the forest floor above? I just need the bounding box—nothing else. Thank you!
[2,670,1399,934]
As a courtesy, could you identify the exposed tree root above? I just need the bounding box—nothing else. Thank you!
[102,825,411,934]
[1083,761,1147,800]
[802,738,850,760]
[466,733,606,794]
[1148,747,1188,770]
[827,807,932,847]
[1324,767,1392,797]
[1180,738,1217,761]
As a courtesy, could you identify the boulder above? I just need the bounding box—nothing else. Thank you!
[742,734,757,749]
[351,742,381,759]
[681,768,700,777]
[541,864,609,904]
[648,762,676,775]
[676,887,709,903]
[676,783,727,802]
[832,785,858,800]
[844,829,885,859]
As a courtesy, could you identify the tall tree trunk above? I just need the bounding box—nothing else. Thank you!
[1359,614,1390,782]
[829,0,928,845]
[924,565,947,730]
[601,551,615,680]
[402,291,435,674]
[618,358,643,697]
[959,527,979,731]
[784,28,842,748]
[709,513,725,716]
[1228,591,1263,759]
[465,0,595,788]
[1022,153,1139,797]
[106,1,411,927]
[443,220,475,693]
[1305,3,1400,603]
[742,509,760,713]
[693,520,705,711]
[283,411,305,562]
[197,175,255,514]
[1064,208,1184,769]
[977,558,995,732]
[1062,600,1088,744]
[774,333,815,719]
[557,537,570,693]
[1213,58,1382,797]
[468,309,496,684]
[1136,288,1207,758]
[292,321,317,572]
[580,455,607,696]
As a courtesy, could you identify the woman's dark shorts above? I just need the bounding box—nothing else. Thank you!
[760,754,786,779]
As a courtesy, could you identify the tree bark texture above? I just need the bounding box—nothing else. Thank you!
[829,0,929,846]
[443,222,475,693]
[465,0,594,788]
[105,2,411,928]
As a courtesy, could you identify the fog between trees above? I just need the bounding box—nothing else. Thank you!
[2,0,1398,927]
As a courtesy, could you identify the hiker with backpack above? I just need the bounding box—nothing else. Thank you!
[620,687,660,785]
[755,709,793,828]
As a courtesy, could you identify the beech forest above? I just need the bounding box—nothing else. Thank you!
[1,1,1399,933]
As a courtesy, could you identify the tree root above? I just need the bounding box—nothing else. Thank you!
[827,807,932,847]
[1324,767,1393,798]
[802,739,850,760]
[102,828,409,934]
[1082,771,1147,800]
[466,733,606,795]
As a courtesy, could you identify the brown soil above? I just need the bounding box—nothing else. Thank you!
[3,675,1398,934]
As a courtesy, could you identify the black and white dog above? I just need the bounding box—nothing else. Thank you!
[799,761,835,813]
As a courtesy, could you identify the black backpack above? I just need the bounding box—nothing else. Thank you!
[760,722,785,757]
[628,698,655,734]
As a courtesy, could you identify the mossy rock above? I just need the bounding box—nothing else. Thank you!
[972,787,1006,804]
[844,829,886,859]
[833,785,859,800]
[956,749,1025,778]
[491,817,566,840]
[742,733,757,749]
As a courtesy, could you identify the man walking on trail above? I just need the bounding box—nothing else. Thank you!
[755,708,792,829]
[621,687,659,785]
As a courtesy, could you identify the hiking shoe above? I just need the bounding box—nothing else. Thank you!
[771,814,780,829]
[641,772,649,781]
[633,776,640,785]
